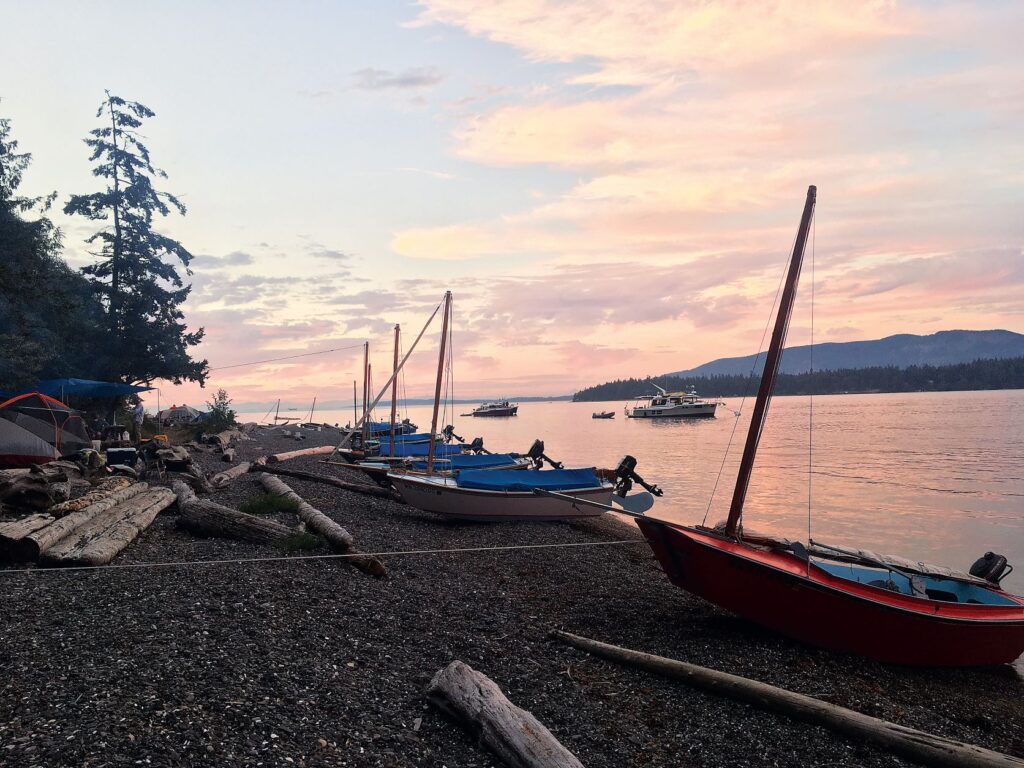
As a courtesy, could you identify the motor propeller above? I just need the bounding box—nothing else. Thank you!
[613,455,663,498]
[524,439,563,469]
[442,425,465,443]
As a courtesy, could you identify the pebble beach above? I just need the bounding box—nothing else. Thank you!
[1,429,1021,767]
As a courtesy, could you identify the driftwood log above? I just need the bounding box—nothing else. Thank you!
[173,481,294,544]
[48,477,132,517]
[551,631,1022,768]
[0,514,55,560]
[258,473,387,577]
[20,483,150,561]
[267,445,335,463]
[210,462,253,489]
[221,447,236,462]
[42,487,175,567]
[207,429,240,447]
[0,467,72,510]
[426,660,584,768]
[260,464,399,500]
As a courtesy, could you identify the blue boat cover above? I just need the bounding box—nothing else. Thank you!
[456,468,601,492]
[377,432,433,445]
[410,453,520,471]
[388,442,463,458]
[364,421,414,435]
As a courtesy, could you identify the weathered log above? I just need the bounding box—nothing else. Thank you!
[48,477,132,517]
[21,483,151,561]
[426,660,584,768]
[221,447,236,462]
[42,487,175,567]
[258,473,387,577]
[260,464,399,500]
[173,481,293,544]
[210,462,252,489]
[551,631,1022,768]
[0,514,55,561]
[205,429,241,447]
[267,445,335,463]
[0,467,72,510]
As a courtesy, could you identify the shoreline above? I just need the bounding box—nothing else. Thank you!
[1,429,1021,766]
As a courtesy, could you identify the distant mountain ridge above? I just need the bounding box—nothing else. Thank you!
[667,330,1024,378]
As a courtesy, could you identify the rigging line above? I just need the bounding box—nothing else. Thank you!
[0,539,648,578]
[210,343,367,371]
[703,228,800,526]
[808,210,816,571]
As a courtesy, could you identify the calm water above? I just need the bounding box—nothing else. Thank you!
[242,390,1024,594]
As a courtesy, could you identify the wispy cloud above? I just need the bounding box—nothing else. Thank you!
[352,66,444,91]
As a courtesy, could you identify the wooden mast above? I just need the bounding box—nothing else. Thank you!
[352,380,358,426]
[725,185,816,537]
[361,342,369,448]
[426,292,452,474]
[389,324,400,458]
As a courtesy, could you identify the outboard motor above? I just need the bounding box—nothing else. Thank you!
[467,437,489,454]
[442,425,465,444]
[613,455,663,498]
[524,439,563,469]
[969,552,1013,585]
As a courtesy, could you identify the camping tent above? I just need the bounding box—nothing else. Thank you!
[0,393,92,468]
[156,404,201,425]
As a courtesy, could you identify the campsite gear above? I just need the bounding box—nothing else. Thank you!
[0,393,91,469]
[106,448,138,467]
[635,186,1024,666]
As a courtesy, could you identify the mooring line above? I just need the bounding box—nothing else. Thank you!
[0,539,649,577]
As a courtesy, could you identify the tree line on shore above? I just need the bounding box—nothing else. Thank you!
[572,356,1024,401]
[0,93,207,393]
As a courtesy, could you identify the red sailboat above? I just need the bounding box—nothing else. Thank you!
[637,186,1024,666]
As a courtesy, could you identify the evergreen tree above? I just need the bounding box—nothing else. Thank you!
[0,116,103,389]
[65,92,208,386]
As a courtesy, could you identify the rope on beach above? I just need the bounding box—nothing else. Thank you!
[0,539,650,578]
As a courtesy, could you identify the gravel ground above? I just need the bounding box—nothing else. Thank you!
[1,429,1021,767]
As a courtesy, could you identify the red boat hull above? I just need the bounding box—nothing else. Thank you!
[638,520,1024,667]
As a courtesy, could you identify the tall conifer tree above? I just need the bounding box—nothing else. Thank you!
[65,92,208,385]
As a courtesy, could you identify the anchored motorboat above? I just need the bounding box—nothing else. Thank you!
[626,386,717,418]
[470,400,518,417]
[592,411,615,419]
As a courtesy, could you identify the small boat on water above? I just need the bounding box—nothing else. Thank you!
[626,386,717,418]
[470,400,518,417]
[592,411,615,419]
[635,186,1024,666]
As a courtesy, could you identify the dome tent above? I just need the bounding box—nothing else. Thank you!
[0,393,92,469]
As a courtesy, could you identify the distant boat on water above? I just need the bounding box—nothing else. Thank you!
[470,399,518,417]
[592,411,615,419]
[626,385,717,418]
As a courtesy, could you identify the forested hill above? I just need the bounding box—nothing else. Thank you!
[667,330,1024,377]
[572,356,1024,402]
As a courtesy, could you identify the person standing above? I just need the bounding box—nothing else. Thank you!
[131,398,145,445]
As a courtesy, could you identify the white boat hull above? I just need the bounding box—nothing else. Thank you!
[388,473,612,521]
[628,402,717,418]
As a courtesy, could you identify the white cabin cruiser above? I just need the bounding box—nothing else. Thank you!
[626,385,718,418]
[471,399,518,417]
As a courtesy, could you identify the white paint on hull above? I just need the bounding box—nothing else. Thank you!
[389,473,612,521]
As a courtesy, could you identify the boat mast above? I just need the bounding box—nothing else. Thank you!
[725,185,816,537]
[352,381,357,426]
[361,342,369,448]
[307,395,316,424]
[426,291,452,474]
[389,324,400,458]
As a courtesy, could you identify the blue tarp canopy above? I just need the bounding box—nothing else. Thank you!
[9,379,153,400]
[456,468,601,492]
[411,453,521,471]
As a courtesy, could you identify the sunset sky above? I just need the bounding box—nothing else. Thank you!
[5,1,1023,408]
